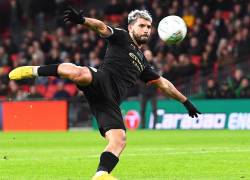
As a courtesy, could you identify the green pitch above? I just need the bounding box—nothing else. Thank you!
[1,130,250,180]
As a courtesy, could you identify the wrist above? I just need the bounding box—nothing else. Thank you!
[81,16,86,24]
[183,99,190,106]
[181,97,188,104]
[79,10,85,24]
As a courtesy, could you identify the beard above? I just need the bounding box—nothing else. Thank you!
[132,31,149,45]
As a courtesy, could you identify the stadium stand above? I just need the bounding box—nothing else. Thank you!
[0,0,249,100]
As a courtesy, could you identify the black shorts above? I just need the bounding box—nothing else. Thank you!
[77,67,126,137]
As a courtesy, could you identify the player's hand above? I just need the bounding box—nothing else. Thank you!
[183,99,201,118]
[63,6,85,25]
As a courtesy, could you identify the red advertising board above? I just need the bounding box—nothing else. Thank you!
[2,101,67,131]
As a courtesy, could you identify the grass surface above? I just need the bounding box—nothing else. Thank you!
[0,130,250,180]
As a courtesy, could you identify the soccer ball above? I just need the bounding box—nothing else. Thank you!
[157,15,187,44]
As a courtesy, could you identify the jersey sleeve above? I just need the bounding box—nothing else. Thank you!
[104,26,128,44]
[140,65,160,84]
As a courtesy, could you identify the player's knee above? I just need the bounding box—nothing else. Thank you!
[72,66,92,85]
[118,137,127,150]
[112,135,127,151]
[106,129,126,152]
[58,63,92,85]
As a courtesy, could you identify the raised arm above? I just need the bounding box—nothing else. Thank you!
[153,76,201,118]
[63,6,112,37]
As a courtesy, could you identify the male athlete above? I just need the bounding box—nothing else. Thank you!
[9,6,200,180]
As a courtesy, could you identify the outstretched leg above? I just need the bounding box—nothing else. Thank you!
[10,64,124,180]
[92,129,126,180]
[9,63,92,86]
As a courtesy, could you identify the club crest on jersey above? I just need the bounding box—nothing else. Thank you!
[129,52,144,72]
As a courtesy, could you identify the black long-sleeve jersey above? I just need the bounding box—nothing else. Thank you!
[99,26,160,88]
[78,26,161,135]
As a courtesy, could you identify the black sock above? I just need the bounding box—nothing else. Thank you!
[97,151,119,173]
[37,64,59,77]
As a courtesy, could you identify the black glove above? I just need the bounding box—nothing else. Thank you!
[183,99,201,118]
[63,6,85,25]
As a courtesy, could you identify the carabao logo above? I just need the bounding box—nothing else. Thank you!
[124,110,140,130]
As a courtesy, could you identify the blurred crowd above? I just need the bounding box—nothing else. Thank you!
[0,0,250,100]
[205,68,250,99]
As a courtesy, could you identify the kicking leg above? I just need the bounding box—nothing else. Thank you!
[93,129,126,180]
[8,63,92,86]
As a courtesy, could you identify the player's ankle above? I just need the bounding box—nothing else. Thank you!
[32,66,40,76]
[96,151,119,173]
[94,171,108,177]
